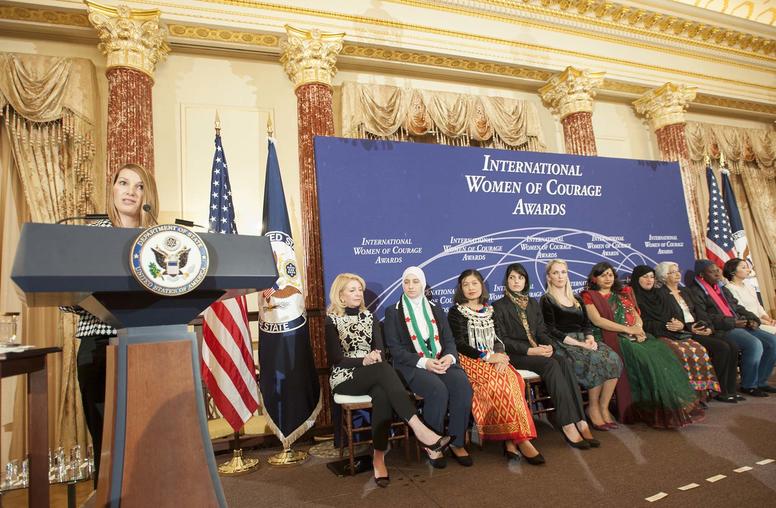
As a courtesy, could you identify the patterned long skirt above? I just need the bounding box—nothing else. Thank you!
[554,333,623,389]
[459,356,536,442]
[659,337,721,396]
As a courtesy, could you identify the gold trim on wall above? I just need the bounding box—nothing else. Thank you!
[1,4,773,117]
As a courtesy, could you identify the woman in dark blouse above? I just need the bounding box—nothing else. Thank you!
[540,260,622,430]
[326,273,450,486]
[493,263,598,449]
[447,269,543,465]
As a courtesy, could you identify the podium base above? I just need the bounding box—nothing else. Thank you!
[218,449,259,476]
[267,449,308,467]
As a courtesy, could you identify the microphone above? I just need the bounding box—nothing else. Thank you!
[142,203,159,226]
[175,218,207,229]
[56,213,109,224]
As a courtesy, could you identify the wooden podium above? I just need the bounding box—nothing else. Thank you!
[12,224,278,507]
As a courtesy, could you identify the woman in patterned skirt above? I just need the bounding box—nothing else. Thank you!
[448,269,544,465]
[540,260,622,430]
[630,265,720,403]
[326,273,450,487]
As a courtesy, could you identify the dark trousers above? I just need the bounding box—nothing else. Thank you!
[509,352,585,426]
[405,365,472,448]
[334,362,417,451]
[693,333,738,395]
[77,335,111,485]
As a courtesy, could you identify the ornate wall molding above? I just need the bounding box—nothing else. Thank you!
[85,0,170,78]
[634,82,698,130]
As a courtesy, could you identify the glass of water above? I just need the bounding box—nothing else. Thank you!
[0,314,18,347]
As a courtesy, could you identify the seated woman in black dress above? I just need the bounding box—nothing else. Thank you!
[540,259,622,430]
[384,266,474,468]
[493,263,598,449]
[326,273,451,486]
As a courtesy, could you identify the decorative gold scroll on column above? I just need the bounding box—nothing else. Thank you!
[539,66,604,156]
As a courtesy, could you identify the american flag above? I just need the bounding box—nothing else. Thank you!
[200,131,260,431]
[704,165,735,269]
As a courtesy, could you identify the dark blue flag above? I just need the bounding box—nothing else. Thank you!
[257,138,321,449]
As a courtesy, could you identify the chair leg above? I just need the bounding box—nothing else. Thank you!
[346,407,356,475]
[403,422,410,463]
[339,408,345,460]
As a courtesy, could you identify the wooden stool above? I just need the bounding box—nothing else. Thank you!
[333,393,410,475]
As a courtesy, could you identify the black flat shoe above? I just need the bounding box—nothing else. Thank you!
[425,435,453,453]
[374,476,390,488]
[427,455,447,469]
[713,394,737,403]
[758,385,776,393]
[740,387,769,397]
[562,431,591,450]
[449,449,473,467]
[734,394,746,401]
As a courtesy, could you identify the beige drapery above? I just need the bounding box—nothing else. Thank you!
[0,52,102,460]
[684,121,776,313]
[341,81,546,151]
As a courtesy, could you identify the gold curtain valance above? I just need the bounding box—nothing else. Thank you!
[0,52,101,221]
[341,81,546,151]
[685,121,776,177]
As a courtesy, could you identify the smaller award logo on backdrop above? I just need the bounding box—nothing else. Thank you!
[130,224,209,296]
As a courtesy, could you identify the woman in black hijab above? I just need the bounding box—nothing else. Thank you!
[630,265,720,403]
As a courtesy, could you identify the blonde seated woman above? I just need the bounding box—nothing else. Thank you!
[325,273,451,487]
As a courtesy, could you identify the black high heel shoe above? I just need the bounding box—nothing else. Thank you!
[562,430,591,450]
[575,423,600,448]
[423,435,453,453]
[503,443,520,462]
[374,475,390,488]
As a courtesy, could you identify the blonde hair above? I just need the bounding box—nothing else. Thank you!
[545,259,580,308]
[107,163,159,227]
[327,273,368,316]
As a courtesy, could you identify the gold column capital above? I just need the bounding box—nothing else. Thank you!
[633,82,697,131]
[85,0,170,78]
[280,25,344,89]
[538,66,605,120]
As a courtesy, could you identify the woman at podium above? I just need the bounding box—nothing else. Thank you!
[327,272,451,486]
[60,163,159,483]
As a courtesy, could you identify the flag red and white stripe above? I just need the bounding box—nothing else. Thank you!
[201,295,260,431]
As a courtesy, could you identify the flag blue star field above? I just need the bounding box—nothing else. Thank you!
[208,134,237,234]
[258,138,321,449]
[704,165,735,268]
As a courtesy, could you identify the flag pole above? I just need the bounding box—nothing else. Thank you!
[264,117,310,467]
[211,111,260,477]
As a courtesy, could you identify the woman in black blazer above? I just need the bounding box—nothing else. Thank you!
[492,263,597,449]
[384,266,474,468]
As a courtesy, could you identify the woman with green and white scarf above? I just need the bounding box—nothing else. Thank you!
[384,266,474,469]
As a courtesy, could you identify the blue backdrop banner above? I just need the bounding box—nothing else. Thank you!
[314,136,694,317]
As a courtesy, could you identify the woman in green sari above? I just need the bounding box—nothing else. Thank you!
[580,262,702,429]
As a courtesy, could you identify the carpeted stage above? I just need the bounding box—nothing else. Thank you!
[220,394,776,507]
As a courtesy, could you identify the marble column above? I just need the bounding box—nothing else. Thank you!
[634,82,703,257]
[281,25,344,426]
[86,1,169,185]
[539,66,605,156]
